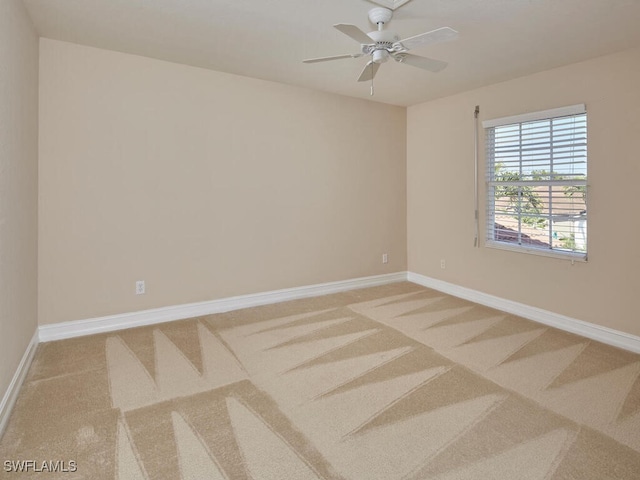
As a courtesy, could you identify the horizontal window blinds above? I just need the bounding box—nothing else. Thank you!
[485,106,587,259]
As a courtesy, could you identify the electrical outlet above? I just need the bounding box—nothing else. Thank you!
[382,253,388,264]
[440,259,446,269]
[136,280,145,295]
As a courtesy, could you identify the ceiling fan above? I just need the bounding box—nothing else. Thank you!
[303,7,458,83]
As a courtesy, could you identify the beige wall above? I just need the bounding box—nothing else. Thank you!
[408,46,640,337]
[38,39,407,326]
[0,1,39,402]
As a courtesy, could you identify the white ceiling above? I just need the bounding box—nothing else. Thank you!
[22,0,640,107]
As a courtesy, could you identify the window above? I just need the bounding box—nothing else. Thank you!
[483,105,587,260]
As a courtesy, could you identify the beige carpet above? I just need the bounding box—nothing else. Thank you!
[2,282,640,479]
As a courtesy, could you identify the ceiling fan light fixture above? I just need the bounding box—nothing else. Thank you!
[372,50,390,64]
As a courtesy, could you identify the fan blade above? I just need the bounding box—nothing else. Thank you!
[394,27,458,52]
[357,61,381,82]
[303,53,364,63]
[393,53,448,72]
[334,24,373,44]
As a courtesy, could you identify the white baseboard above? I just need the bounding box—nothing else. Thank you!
[407,272,640,354]
[0,329,39,438]
[38,272,409,342]
[36,269,640,352]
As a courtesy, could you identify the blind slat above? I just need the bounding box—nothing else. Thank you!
[488,179,587,187]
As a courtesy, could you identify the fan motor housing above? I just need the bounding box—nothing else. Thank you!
[367,30,399,43]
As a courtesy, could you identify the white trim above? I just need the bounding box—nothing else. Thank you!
[38,272,408,342]
[407,272,640,354]
[485,240,587,262]
[482,103,586,128]
[0,329,39,438]
[33,268,640,355]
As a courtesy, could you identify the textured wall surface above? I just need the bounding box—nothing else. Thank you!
[0,0,39,412]
[38,39,407,325]
[408,46,640,336]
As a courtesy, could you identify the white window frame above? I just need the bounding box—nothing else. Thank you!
[483,104,588,261]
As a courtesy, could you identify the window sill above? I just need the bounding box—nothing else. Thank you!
[485,240,587,262]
